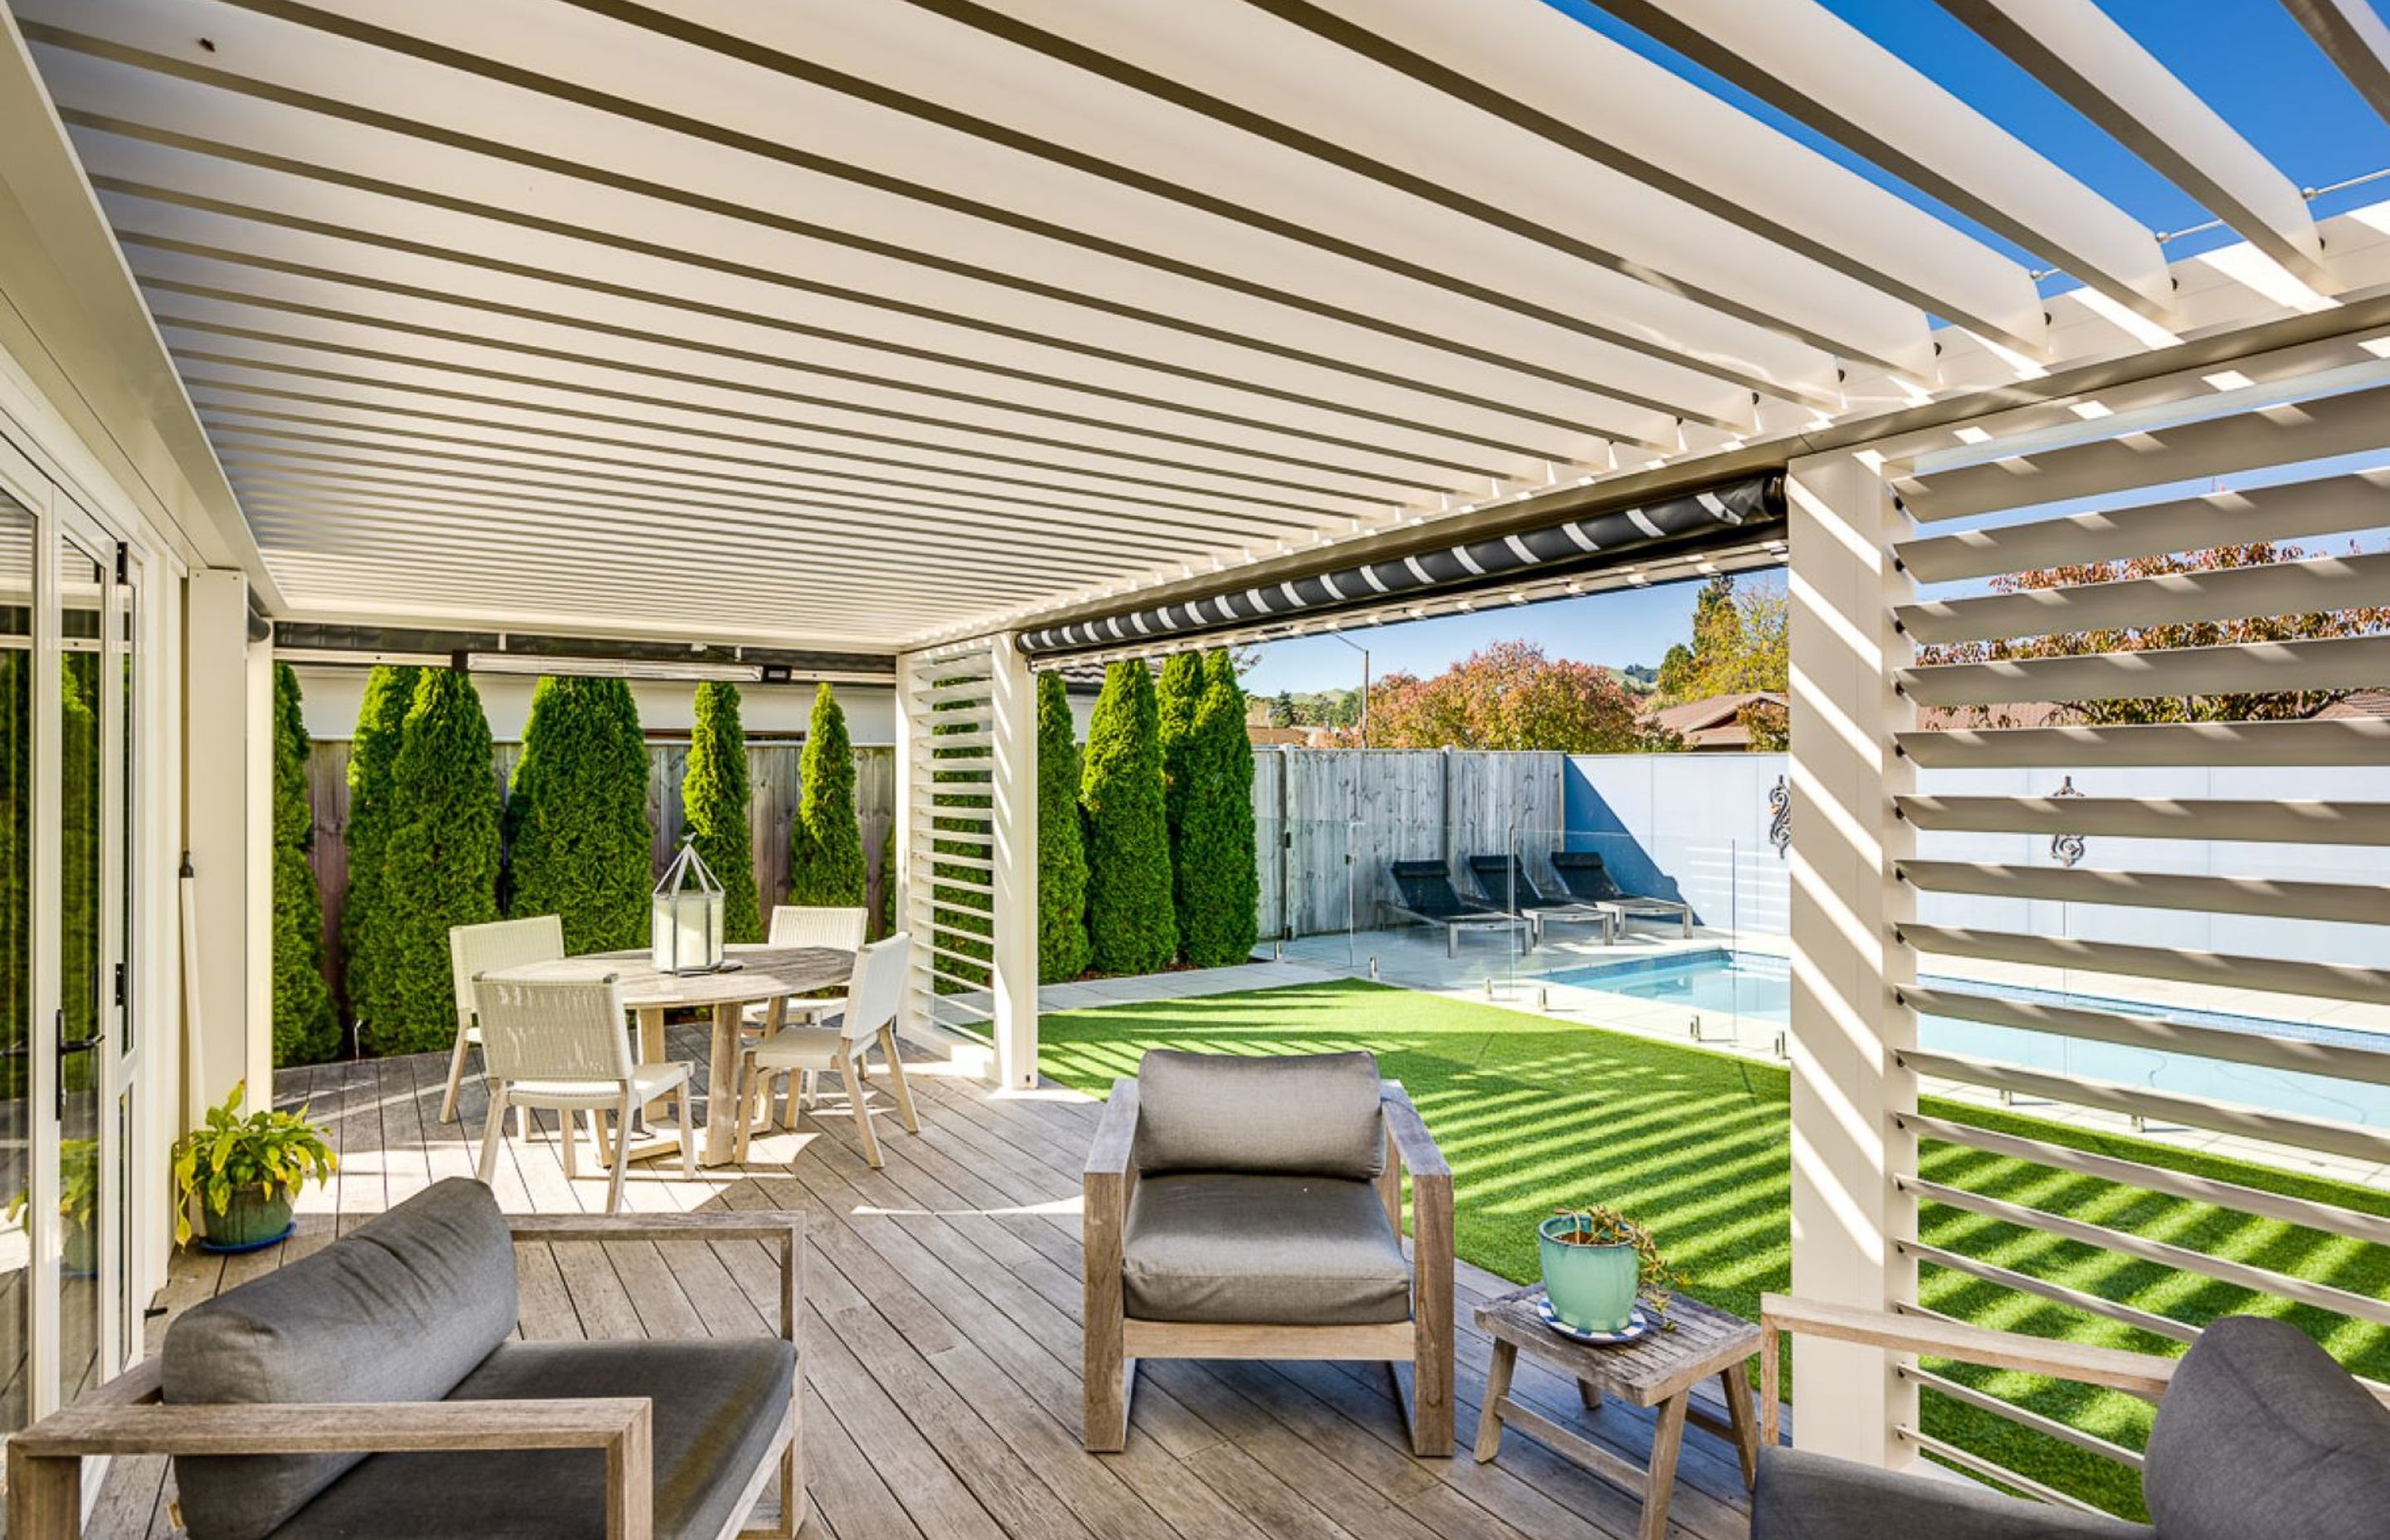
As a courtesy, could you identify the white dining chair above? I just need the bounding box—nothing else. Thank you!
[735,933,918,1168]
[441,914,566,1127]
[745,906,871,1096]
[473,973,696,1211]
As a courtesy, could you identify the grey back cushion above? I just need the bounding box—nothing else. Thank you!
[1133,1049,1384,1179]
[163,1177,519,1540]
[2144,1314,2390,1540]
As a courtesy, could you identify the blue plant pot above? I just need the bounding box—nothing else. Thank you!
[1539,1216,1639,1334]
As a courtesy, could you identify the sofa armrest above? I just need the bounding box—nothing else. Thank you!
[1084,1080,1140,1181]
[510,1211,804,1344]
[7,1399,656,1540]
[1753,1447,2145,1540]
[1379,1081,1448,1183]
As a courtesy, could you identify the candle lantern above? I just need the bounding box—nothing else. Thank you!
[651,836,727,975]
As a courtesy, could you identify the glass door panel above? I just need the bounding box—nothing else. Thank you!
[56,531,103,1406]
[0,490,31,1443]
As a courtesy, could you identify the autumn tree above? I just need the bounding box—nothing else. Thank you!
[1656,574,1788,704]
[1363,641,1674,753]
[1914,543,2390,725]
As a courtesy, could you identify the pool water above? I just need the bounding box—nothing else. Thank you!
[1550,949,2390,1129]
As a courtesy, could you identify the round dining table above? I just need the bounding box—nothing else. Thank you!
[481,943,855,1167]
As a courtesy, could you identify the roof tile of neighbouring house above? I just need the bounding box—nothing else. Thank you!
[1645,690,1788,749]
[2314,690,2390,720]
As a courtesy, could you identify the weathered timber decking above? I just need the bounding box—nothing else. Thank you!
[90,1029,1756,1540]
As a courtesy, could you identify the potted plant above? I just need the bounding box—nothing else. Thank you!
[6,1138,101,1276]
[173,1082,337,1252]
[1539,1204,1685,1335]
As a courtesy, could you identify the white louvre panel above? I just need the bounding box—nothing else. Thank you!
[1895,719,2390,768]
[1897,924,2390,1008]
[903,641,999,1038]
[1898,984,2390,1085]
[1894,793,2390,843]
[1895,549,2390,645]
[1896,631,2390,706]
[1896,860,2387,925]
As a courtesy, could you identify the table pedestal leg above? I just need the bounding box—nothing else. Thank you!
[1639,1392,1689,1540]
[704,1001,744,1166]
[1472,1340,1516,1462]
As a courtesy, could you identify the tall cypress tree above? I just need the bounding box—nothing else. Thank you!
[1154,651,1204,962]
[1177,651,1261,967]
[341,663,418,1036]
[271,665,339,1065]
[1036,670,1090,982]
[506,676,653,953]
[370,670,501,1055]
[787,683,866,906]
[1081,660,1174,974]
[682,681,761,943]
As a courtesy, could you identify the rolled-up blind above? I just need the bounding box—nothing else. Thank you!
[1016,473,1783,656]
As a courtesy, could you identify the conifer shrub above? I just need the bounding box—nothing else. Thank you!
[271,665,339,1065]
[787,684,866,906]
[1036,670,1090,982]
[369,670,501,1055]
[1175,651,1260,967]
[505,676,652,953]
[1080,660,1174,974]
[340,664,418,1036]
[683,681,761,943]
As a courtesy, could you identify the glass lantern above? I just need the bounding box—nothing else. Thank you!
[651,836,727,975]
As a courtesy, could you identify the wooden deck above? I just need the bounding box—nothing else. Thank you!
[91,1031,1757,1540]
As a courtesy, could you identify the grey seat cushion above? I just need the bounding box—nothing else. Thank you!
[2144,1314,2390,1540]
[1133,1049,1383,1179]
[266,1338,795,1540]
[165,1177,519,1540]
[1753,1448,2149,1540]
[1123,1172,1411,1325]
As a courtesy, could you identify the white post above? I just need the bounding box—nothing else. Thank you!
[987,635,1038,1091]
[183,570,269,1118]
[1784,449,1918,1468]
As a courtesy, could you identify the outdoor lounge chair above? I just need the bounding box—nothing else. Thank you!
[1549,850,1695,937]
[1465,854,1618,946]
[5,1178,804,1540]
[1082,1049,1455,1458]
[1754,1294,2390,1539]
[1382,858,1533,956]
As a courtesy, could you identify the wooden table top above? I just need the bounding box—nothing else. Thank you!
[481,943,854,1009]
[1475,1284,1763,1408]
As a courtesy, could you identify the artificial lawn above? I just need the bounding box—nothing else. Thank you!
[1040,978,2390,1520]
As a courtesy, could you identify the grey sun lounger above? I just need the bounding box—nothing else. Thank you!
[1548,850,1694,937]
[1381,860,1534,956]
[1464,855,1617,946]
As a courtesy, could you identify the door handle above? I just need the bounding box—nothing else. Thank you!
[56,1011,102,1118]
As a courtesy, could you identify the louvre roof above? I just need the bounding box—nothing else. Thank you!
[15,0,2390,650]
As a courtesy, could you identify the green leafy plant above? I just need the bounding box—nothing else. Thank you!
[506,675,652,953]
[1174,651,1259,967]
[1081,660,1175,974]
[1036,670,1090,982]
[171,1082,336,1246]
[683,681,762,943]
[1548,1204,1687,1323]
[341,664,421,1036]
[6,1137,98,1235]
[788,683,866,906]
[272,664,340,1065]
[371,670,502,1055]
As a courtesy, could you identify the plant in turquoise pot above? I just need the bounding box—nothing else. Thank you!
[6,1137,100,1276]
[173,1082,337,1251]
[1539,1204,1685,1334]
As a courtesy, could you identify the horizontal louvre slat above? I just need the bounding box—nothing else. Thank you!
[919,871,995,899]
[1896,719,2390,768]
[1898,1111,2390,1245]
[1894,471,2390,582]
[919,851,995,873]
[920,967,993,997]
[1894,860,2390,924]
[1898,1364,2144,1469]
[1896,632,2390,707]
[1899,985,2390,1088]
[1895,792,2390,844]
[1897,924,2390,1007]
[1895,1237,2198,1344]
[1894,383,2390,523]
[922,679,995,704]
[1898,1173,2390,1327]
[1895,550,2390,645]
[1895,1425,2112,1512]
[1899,1048,2390,1167]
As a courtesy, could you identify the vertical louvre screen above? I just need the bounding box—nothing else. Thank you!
[905,644,997,1037]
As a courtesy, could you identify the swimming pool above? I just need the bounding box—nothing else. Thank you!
[1549,949,2390,1128]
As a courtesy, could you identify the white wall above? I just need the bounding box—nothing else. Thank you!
[290,666,900,745]
[1568,752,2388,968]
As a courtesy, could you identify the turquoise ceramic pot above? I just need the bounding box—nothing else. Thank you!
[1538,1216,1639,1333]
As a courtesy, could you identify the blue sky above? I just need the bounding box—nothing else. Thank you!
[1244,2,2390,696]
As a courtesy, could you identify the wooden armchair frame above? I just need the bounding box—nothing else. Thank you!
[7,1212,807,1540]
[1083,1078,1455,1457]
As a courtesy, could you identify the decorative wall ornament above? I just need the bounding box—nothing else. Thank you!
[1768,775,1791,859]
[2050,776,2086,869]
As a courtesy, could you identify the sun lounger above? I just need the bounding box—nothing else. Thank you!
[1548,850,1695,937]
[1381,860,1534,956]
[1464,855,1617,946]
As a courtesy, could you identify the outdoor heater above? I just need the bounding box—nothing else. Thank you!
[651,836,730,975]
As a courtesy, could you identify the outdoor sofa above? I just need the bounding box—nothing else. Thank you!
[1465,854,1619,945]
[1382,858,1534,956]
[1083,1049,1455,1457]
[1756,1294,2390,1539]
[5,1178,804,1540]
[1549,850,1695,936]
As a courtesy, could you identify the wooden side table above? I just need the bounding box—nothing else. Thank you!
[1473,1285,1762,1540]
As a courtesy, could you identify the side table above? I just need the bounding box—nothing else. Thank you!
[1473,1284,1762,1540]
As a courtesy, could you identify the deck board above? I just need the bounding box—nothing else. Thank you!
[88,1038,1754,1540]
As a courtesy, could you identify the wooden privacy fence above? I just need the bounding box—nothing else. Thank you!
[1251,748,1566,938]
[301,741,895,1001]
